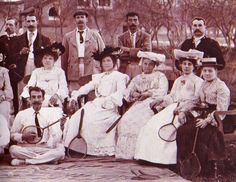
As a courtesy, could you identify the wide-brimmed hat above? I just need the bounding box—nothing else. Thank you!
[199,58,222,69]
[174,49,204,71]
[92,46,120,61]
[137,51,166,63]
[73,9,89,18]
[34,42,65,60]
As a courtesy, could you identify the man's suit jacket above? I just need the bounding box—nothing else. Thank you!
[0,35,18,68]
[180,36,225,69]
[118,30,152,59]
[61,28,105,81]
[13,32,50,82]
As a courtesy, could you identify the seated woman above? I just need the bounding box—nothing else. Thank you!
[21,43,68,107]
[0,64,13,128]
[63,47,129,156]
[176,58,230,178]
[134,49,203,164]
[0,114,10,155]
[115,51,168,159]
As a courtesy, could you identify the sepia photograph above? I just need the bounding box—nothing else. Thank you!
[0,0,236,181]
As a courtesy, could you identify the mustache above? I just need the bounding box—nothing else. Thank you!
[28,25,35,29]
[5,27,10,32]
[194,29,202,33]
[32,101,41,105]
[78,21,84,24]
[130,24,137,28]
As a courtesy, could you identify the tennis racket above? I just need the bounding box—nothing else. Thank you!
[67,108,87,158]
[158,102,180,142]
[180,127,201,180]
[22,115,67,144]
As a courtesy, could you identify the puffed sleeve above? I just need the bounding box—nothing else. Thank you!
[207,81,230,126]
[105,72,129,107]
[124,76,138,102]
[149,72,168,99]
[56,68,69,100]
[71,74,98,100]
[2,68,13,101]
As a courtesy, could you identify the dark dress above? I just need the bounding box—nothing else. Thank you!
[176,78,230,178]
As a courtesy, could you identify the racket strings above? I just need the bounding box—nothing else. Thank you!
[158,124,177,142]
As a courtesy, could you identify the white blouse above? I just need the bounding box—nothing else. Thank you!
[21,66,68,100]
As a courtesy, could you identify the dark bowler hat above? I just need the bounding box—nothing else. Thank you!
[73,9,89,18]
[199,58,222,69]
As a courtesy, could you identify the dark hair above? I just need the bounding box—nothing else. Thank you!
[29,86,45,97]
[126,12,139,20]
[6,17,18,26]
[192,17,206,25]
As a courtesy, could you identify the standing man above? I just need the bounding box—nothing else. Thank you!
[0,18,18,68]
[118,12,152,78]
[0,18,19,114]
[14,13,51,100]
[10,86,65,166]
[61,10,105,91]
[180,17,225,70]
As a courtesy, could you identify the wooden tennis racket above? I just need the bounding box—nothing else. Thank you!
[67,108,87,158]
[180,127,201,180]
[158,102,180,142]
[22,115,67,144]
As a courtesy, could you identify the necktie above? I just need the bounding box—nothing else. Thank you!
[35,112,42,137]
[79,31,84,44]
[29,32,34,47]
[130,33,135,48]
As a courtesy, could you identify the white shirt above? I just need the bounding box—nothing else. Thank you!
[129,31,137,48]
[76,28,87,58]
[193,34,204,47]
[27,30,37,59]
[11,107,63,145]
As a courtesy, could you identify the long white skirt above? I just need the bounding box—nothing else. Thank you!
[116,98,155,159]
[134,102,180,164]
[63,98,120,156]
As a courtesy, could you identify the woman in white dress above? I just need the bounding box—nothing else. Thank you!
[21,43,68,107]
[134,49,204,164]
[115,51,168,159]
[63,47,129,156]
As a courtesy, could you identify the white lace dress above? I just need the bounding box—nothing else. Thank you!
[134,73,203,164]
[115,71,168,159]
[63,71,129,156]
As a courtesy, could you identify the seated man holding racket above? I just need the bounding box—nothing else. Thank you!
[10,86,65,166]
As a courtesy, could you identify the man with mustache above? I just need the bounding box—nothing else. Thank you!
[180,17,225,70]
[10,86,65,166]
[0,18,19,114]
[61,10,105,91]
[14,13,51,108]
[117,12,152,78]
